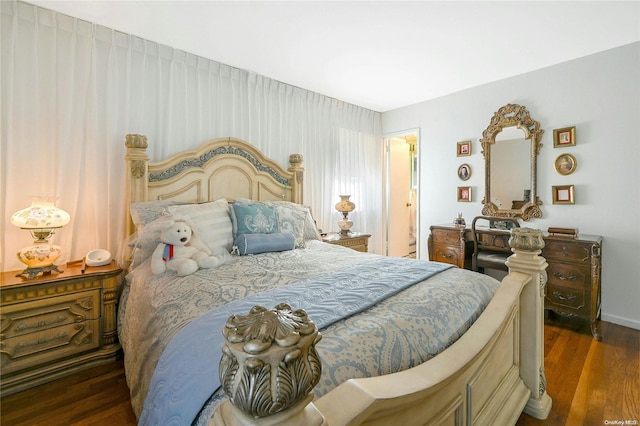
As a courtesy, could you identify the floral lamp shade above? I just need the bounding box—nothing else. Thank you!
[11,200,71,279]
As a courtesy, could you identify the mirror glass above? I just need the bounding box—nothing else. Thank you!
[481,104,543,221]
[490,127,530,210]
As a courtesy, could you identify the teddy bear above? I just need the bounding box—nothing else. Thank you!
[151,219,223,276]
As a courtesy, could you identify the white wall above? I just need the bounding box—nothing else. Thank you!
[382,43,640,330]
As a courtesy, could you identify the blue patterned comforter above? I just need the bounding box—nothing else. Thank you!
[118,240,500,423]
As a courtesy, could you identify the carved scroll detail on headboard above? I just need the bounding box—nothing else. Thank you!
[149,146,290,186]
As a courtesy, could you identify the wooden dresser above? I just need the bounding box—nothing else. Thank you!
[428,224,603,340]
[543,234,603,341]
[322,232,370,252]
[427,225,472,269]
[0,261,123,396]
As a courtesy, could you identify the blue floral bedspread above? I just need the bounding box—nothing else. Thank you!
[118,241,500,423]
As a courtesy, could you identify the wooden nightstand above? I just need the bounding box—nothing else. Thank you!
[322,232,371,252]
[0,260,123,396]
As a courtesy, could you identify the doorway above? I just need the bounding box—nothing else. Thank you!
[385,130,419,258]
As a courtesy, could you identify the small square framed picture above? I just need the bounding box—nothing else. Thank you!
[552,185,575,204]
[457,186,471,202]
[457,140,471,157]
[553,126,576,148]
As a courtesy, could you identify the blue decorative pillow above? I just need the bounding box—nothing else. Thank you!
[234,233,295,255]
[231,203,278,236]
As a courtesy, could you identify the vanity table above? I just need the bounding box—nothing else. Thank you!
[428,224,603,340]
[431,104,603,339]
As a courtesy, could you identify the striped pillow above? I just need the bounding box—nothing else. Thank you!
[167,199,234,253]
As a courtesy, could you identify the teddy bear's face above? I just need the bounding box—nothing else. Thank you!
[161,221,193,246]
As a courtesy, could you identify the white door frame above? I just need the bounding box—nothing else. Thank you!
[383,128,420,257]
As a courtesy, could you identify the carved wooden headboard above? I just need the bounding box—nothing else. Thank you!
[124,134,304,238]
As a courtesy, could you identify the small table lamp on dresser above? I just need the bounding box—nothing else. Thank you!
[10,198,71,279]
[335,195,356,234]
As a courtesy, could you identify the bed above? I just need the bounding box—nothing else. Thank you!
[120,134,552,426]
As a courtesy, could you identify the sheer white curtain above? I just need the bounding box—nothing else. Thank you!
[1,1,383,272]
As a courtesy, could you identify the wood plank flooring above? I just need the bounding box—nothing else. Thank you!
[2,317,638,426]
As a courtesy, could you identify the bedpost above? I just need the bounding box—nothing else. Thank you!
[213,303,326,426]
[124,134,149,238]
[506,228,552,420]
[288,154,304,204]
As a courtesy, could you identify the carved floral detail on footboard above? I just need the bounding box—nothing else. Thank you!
[219,303,322,418]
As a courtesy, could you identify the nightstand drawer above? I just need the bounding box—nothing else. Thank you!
[1,290,101,339]
[432,246,462,267]
[1,319,100,375]
[430,228,462,245]
[322,233,370,252]
[335,237,368,252]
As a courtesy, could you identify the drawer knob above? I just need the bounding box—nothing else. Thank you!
[553,291,577,302]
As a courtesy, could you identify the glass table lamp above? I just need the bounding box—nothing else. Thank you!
[335,195,355,235]
[11,199,71,279]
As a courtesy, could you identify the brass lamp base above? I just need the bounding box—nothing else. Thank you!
[16,264,64,280]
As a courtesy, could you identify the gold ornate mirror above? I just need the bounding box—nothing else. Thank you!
[480,104,543,221]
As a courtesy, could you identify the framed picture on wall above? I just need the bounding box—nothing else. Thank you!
[554,153,577,175]
[457,140,471,156]
[553,126,576,148]
[457,186,471,202]
[552,185,575,204]
[457,163,471,181]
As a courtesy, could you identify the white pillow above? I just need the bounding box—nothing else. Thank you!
[130,200,184,230]
[266,200,321,242]
[167,199,234,253]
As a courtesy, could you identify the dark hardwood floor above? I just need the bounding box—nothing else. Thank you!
[2,317,638,426]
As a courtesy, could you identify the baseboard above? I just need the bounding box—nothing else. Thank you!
[602,314,640,331]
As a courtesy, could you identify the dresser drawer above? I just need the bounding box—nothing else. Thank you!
[1,290,101,340]
[546,263,590,291]
[432,245,463,267]
[543,240,591,263]
[546,284,586,311]
[1,319,100,374]
[1,289,102,375]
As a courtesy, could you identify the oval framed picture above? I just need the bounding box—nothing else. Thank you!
[554,153,577,176]
[457,163,471,181]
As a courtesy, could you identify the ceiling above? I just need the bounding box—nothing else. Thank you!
[26,1,640,112]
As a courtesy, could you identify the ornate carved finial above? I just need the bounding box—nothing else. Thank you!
[125,134,148,149]
[509,228,545,252]
[289,153,303,166]
[219,303,322,418]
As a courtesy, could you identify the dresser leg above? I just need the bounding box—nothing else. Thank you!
[591,321,602,341]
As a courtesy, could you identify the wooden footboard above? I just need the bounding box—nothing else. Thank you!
[212,228,551,426]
